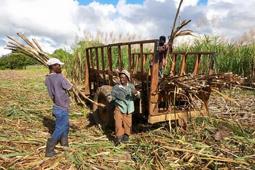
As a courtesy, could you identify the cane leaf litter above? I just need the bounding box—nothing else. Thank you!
[0,67,254,169]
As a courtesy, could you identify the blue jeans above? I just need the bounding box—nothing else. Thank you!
[52,105,69,140]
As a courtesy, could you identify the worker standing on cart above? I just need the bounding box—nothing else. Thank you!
[158,36,168,78]
[150,36,168,78]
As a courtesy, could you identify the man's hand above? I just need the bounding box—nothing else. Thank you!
[132,89,137,95]
[165,44,169,49]
[159,44,168,52]
[158,46,166,52]
[132,89,140,98]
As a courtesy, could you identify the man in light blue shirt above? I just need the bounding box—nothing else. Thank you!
[109,70,140,144]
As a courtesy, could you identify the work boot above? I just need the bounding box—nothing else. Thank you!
[45,138,58,157]
[122,134,129,143]
[115,136,123,146]
[60,135,69,147]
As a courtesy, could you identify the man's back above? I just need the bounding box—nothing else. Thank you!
[45,73,72,110]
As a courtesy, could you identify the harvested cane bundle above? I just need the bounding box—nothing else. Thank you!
[6,33,105,108]
[158,73,249,111]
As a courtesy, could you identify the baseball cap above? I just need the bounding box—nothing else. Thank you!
[46,58,64,66]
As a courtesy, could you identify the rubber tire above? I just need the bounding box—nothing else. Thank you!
[92,85,114,129]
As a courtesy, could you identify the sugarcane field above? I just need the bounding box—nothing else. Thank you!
[0,0,255,169]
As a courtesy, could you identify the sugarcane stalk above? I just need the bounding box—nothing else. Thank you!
[32,39,43,52]
[17,33,38,49]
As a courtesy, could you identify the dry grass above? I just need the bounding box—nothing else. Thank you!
[0,66,254,169]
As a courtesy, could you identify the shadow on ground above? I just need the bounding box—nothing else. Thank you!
[42,116,80,135]
[85,110,172,143]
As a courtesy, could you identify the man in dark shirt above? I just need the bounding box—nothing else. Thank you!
[44,58,72,157]
[158,36,168,78]
[150,36,168,78]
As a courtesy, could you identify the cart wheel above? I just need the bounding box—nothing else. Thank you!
[92,85,114,129]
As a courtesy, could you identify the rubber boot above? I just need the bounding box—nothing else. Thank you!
[45,138,58,157]
[115,136,123,146]
[60,135,69,147]
[122,134,129,143]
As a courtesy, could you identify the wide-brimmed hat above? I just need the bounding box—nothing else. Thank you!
[46,58,64,66]
[119,69,130,81]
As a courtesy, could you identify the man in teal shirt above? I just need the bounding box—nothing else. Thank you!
[109,70,140,144]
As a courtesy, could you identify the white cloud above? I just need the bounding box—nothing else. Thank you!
[0,47,9,56]
[0,0,79,55]
[174,0,199,8]
[0,0,255,56]
[206,0,255,39]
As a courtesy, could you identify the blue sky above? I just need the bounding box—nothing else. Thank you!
[78,0,144,5]
[198,0,208,5]
[78,0,208,5]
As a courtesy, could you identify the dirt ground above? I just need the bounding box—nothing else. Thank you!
[0,67,254,169]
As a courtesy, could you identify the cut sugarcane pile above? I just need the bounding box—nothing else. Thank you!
[158,73,251,110]
[160,73,247,93]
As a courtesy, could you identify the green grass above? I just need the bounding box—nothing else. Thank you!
[176,36,255,77]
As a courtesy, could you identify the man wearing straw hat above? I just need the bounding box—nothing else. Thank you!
[44,58,72,157]
[108,70,140,145]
